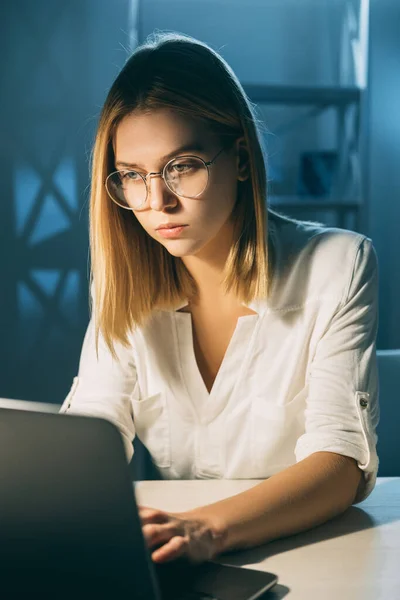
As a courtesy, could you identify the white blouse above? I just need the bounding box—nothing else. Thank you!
[60,213,380,504]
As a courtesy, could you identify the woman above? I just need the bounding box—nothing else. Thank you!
[60,32,379,565]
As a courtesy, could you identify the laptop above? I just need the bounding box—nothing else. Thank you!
[0,407,278,599]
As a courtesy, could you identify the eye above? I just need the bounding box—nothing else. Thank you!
[171,163,192,173]
[120,170,140,181]
[169,159,201,174]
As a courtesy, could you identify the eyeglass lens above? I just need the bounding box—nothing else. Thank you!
[107,156,209,209]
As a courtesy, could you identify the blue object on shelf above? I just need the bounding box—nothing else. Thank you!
[297,151,338,197]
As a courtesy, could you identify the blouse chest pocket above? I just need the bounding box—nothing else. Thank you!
[131,392,172,469]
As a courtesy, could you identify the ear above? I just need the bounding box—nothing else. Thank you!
[235,136,250,182]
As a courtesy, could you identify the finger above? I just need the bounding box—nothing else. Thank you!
[143,522,180,548]
[139,507,169,525]
[152,536,187,564]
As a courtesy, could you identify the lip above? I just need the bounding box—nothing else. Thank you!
[156,223,187,230]
[157,225,187,238]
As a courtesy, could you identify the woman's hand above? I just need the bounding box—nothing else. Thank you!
[137,505,225,565]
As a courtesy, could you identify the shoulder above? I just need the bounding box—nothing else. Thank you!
[267,210,376,311]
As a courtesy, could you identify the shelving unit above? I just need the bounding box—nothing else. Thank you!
[240,81,365,229]
[241,0,370,231]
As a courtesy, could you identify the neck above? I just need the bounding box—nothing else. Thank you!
[181,219,237,308]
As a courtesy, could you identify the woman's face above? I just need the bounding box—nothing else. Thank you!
[112,108,248,259]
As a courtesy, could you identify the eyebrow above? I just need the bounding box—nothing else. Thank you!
[115,142,207,170]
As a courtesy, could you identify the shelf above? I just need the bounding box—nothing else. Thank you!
[242,84,361,106]
[268,197,362,229]
[269,196,361,210]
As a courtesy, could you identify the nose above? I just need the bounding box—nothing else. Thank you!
[147,173,177,210]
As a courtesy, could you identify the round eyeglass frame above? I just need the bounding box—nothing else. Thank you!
[105,140,235,211]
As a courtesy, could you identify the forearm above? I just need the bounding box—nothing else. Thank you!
[182,451,363,556]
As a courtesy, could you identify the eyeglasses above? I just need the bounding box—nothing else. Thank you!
[105,143,232,211]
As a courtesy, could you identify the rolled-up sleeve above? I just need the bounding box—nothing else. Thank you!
[294,236,380,503]
[59,284,137,462]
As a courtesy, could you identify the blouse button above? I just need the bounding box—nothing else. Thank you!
[360,397,368,408]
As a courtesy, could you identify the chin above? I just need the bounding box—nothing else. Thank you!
[163,247,195,258]
[161,239,205,258]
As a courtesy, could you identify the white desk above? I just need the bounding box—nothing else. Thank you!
[136,477,400,600]
[0,399,59,413]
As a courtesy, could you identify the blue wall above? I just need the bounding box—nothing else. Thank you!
[0,0,131,403]
[368,0,400,348]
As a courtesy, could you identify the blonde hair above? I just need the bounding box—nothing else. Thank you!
[89,31,276,359]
